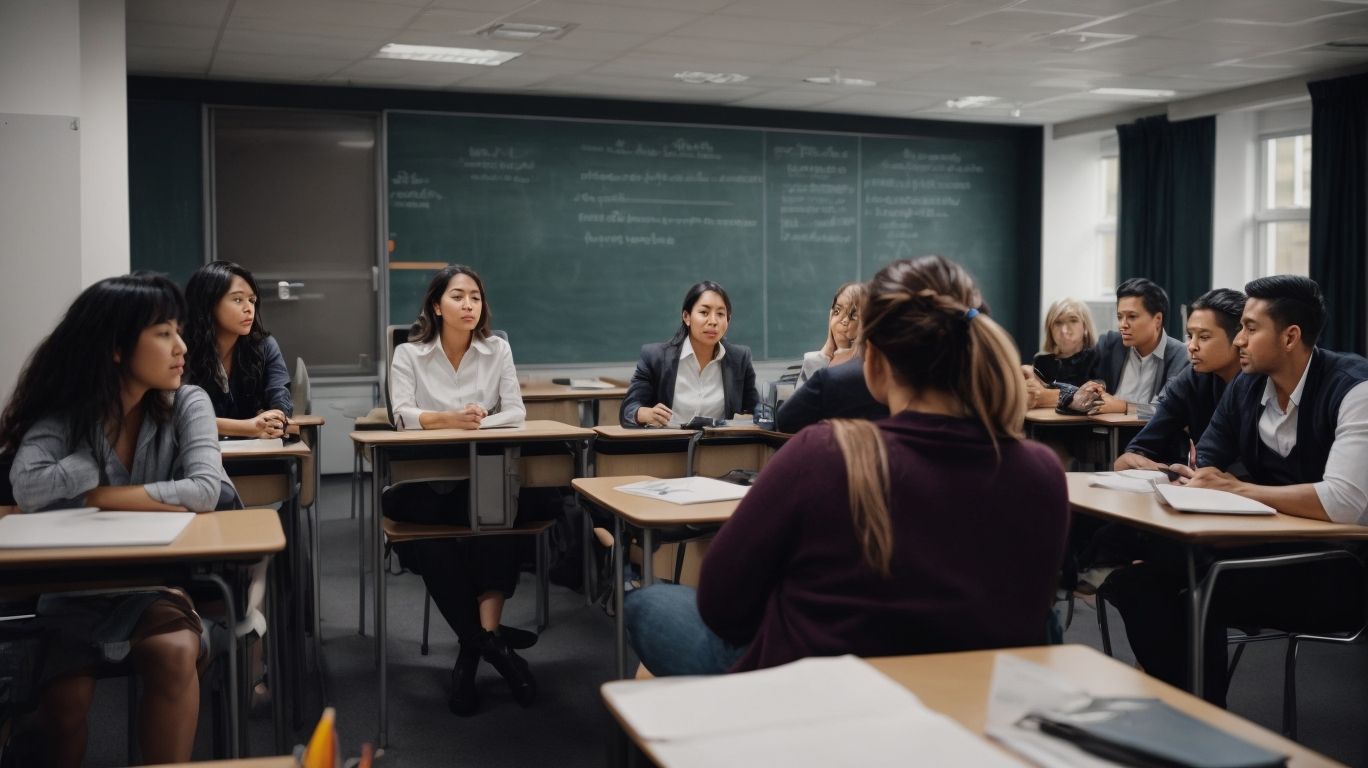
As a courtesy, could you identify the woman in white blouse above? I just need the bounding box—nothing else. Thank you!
[386,264,533,716]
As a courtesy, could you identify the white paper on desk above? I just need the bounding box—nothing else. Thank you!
[605,656,1021,767]
[218,437,284,453]
[1155,484,1276,515]
[1089,472,1158,494]
[984,655,1114,768]
[614,476,748,505]
[0,508,195,548]
[569,378,614,390]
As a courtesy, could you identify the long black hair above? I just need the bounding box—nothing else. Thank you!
[0,273,186,454]
[184,260,271,396]
[669,281,732,345]
[410,264,492,343]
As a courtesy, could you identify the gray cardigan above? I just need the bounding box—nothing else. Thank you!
[10,385,237,512]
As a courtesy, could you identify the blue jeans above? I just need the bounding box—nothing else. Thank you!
[625,583,747,676]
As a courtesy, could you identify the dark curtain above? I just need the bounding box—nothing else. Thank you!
[1116,115,1215,337]
[1308,73,1368,356]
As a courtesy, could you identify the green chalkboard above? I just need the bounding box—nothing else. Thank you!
[386,112,1023,364]
[129,100,203,284]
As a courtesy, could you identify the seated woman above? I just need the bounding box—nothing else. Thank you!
[2,273,236,767]
[619,281,758,427]
[625,255,1070,675]
[1031,297,1098,387]
[797,282,867,388]
[183,260,292,439]
[386,264,532,716]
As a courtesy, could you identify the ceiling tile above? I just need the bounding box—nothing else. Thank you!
[126,45,213,74]
[126,0,229,27]
[501,1,701,35]
[332,58,472,86]
[217,28,384,59]
[230,0,419,29]
[210,51,358,80]
[667,15,872,47]
[725,89,844,110]
[127,21,222,50]
[717,0,940,25]
[634,36,816,64]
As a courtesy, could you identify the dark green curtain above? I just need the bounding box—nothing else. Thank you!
[1116,115,1215,337]
[1308,73,1368,356]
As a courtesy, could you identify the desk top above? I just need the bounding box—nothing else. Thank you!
[349,419,592,445]
[1026,408,1146,427]
[0,507,286,568]
[573,475,740,527]
[152,759,295,768]
[220,440,313,460]
[866,644,1338,768]
[1067,472,1368,543]
[594,424,790,440]
[289,414,324,427]
[520,380,629,401]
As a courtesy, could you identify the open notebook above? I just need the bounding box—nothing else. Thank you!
[0,508,196,548]
[1155,484,1277,515]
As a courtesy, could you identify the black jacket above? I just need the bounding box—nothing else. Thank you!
[776,360,888,434]
[1124,368,1231,464]
[1090,330,1191,399]
[619,339,759,427]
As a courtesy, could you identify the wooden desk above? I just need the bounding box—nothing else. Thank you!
[152,759,295,768]
[604,644,1338,768]
[1067,472,1368,696]
[1026,408,1148,464]
[284,416,327,661]
[573,475,742,680]
[0,508,286,759]
[349,419,594,748]
[520,379,629,426]
[593,424,788,479]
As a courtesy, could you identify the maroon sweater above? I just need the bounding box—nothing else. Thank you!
[696,410,1070,672]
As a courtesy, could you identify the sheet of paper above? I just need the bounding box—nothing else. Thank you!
[569,378,615,390]
[219,437,284,454]
[984,655,1115,768]
[1089,472,1158,494]
[1155,484,1277,515]
[604,656,1023,768]
[0,508,196,548]
[614,476,749,505]
[1116,469,1169,482]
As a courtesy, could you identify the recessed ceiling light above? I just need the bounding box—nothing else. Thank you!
[375,43,521,66]
[478,22,574,41]
[945,95,1000,109]
[1089,87,1176,98]
[674,71,749,85]
[803,69,876,87]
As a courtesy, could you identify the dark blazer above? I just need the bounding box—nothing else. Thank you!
[619,339,759,427]
[1124,368,1231,464]
[205,335,293,421]
[776,359,889,434]
[1090,330,1190,399]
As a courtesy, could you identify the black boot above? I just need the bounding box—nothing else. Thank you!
[480,629,536,707]
[449,643,480,716]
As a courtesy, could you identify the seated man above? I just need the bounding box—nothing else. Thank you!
[1105,275,1368,705]
[1115,288,1246,469]
[1027,277,1190,413]
[775,358,888,434]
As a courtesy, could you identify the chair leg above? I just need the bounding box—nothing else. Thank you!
[1097,592,1114,657]
[356,449,366,636]
[421,591,431,656]
[1228,641,1246,679]
[127,677,137,766]
[536,530,550,633]
[673,542,687,585]
[1283,637,1300,738]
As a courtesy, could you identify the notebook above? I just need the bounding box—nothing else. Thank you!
[1155,484,1277,515]
[0,508,196,548]
[615,476,750,505]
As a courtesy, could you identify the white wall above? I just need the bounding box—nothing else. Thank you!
[0,0,128,404]
[1211,110,1256,291]
[1040,129,1107,327]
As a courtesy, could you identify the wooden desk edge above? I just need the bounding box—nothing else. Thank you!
[0,508,287,567]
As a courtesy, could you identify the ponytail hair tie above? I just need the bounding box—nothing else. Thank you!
[965,307,980,321]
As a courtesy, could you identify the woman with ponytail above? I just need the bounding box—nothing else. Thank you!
[625,255,1070,675]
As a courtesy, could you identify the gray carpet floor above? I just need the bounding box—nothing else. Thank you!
[66,476,1368,766]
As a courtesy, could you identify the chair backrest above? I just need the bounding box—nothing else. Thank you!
[0,453,15,509]
[291,357,312,415]
[384,324,410,426]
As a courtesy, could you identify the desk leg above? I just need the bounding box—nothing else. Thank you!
[193,572,241,759]
[311,425,323,649]
[1109,427,1120,465]
[582,494,594,607]
[288,458,306,731]
[373,449,389,748]
[356,446,366,636]
[266,553,289,755]
[641,529,655,587]
[1186,545,1204,698]
[615,516,627,680]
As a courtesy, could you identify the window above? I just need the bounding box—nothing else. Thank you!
[1097,154,1118,294]
[1256,133,1311,276]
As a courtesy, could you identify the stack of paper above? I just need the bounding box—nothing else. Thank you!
[614,477,749,505]
[1089,469,1168,493]
[569,378,615,390]
[603,655,1022,768]
[1155,484,1276,515]
[0,508,196,548]
[219,437,285,452]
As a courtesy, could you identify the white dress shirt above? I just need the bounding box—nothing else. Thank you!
[1114,332,1166,405]
[1257,352,1368,525]
[795,350,829,390]
[389,334,526,430]
[671,341,727,424]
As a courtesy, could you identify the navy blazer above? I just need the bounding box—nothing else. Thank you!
[1090,330,1190,399]
[1124,368,1231,464]
[619,339,759,427]
[776,359,889,434]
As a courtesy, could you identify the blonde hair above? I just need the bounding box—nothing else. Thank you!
[1041,298,1096,355]
[832,255,1027,578]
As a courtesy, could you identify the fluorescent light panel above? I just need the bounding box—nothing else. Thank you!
[375,43,521,66]
[1089,87,1176,98]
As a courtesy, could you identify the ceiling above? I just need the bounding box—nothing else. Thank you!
[126,0,1368,125]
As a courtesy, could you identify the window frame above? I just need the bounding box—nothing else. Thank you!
[1097,146,1119,297]
[1254,129,1311,277]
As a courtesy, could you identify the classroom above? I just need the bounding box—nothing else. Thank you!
[3,0,1368,766]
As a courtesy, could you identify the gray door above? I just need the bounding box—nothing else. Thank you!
[211,108,379,376]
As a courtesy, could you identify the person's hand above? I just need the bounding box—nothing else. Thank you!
[464,402,488,419]
[830,346,858,367]
[1086,393,1126,415]
[636,403,673,427]
[449,405,484,430]
[1115,452,1162,471]
[1178,466,1244,492]
[250,410,287,438]
[1021,365,1046,406]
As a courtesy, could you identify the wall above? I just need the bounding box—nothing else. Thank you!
[79,0,129,285]
[1040,128,1108,331]
[1211,110,1256,291]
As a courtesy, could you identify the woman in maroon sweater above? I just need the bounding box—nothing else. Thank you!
[625,255,1071,674]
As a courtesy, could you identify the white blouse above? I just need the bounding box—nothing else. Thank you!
[672,341,726,423]
[389,334,526,430]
